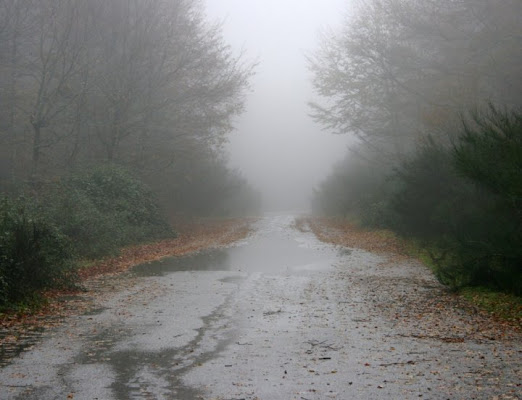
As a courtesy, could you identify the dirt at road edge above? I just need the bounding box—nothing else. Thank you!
[303,216,521,342]
[0,218,255,365]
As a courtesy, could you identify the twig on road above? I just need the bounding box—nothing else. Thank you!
[305,339,342,351]
[378,359,433,367]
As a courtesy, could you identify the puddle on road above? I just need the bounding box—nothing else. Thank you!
[1,215,355,397]
[76,295,236,400]
[114,216,349,397]
[133,250,231,277]
[0,326,46,368]
[134,216,344,277]
[226,232,341,274]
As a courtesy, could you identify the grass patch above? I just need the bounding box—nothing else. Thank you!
[405,242,447,276]
[407,241,521,326]
[0,292,49,315]
[459,287,522,326]
[310,217,521,328]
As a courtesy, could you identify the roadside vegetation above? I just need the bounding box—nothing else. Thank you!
[0,165,174,311]
[0,0,259,311]
[313,107,522,299]
[305,217,521,327]
[0,196,75,310]
[309,0,521,311]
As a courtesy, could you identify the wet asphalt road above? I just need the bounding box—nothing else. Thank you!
[1,214,520,399]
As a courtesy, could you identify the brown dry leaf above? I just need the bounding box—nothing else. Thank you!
[304,217,522,340]
[0,218,255,357]
[304,217,408,257]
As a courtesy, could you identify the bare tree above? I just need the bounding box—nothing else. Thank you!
[0,0,255,208]
[308,0,522,154]
[0,0,36,183]
[2,0,90,179]
[82,0,253,169]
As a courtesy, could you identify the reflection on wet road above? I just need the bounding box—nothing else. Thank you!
[0,215,345,399]
[1,214,520,400]
[134,214,340,277]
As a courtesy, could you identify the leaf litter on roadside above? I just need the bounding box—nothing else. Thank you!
[0,218,255,365]
[303,216,521,338]
[300,216,521,399]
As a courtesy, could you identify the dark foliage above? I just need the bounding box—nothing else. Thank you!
[389,138,475,241]
[390,109,522,293]
[314,108,522,295]
[451,108,522,293]
[0,198,75,308]
[455,107,522,216]
[42,165,174,259]
[0,165,176,308]
[311,154,399,228]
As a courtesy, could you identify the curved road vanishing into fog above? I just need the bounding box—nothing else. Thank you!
[1,215,520,399]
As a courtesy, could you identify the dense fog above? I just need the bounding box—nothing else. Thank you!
[205,0,350,211]
[0,0,520,325]
[306,0,521,294]
[1,0,521,218]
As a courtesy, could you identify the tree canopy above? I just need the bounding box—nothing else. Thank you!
[0,0,258,216]
[308,0,522,151]
[310,0,522,293]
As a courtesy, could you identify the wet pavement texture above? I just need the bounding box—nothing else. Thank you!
[1,214,520,399]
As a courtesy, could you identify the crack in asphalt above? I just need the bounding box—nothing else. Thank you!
[1,214,520,400]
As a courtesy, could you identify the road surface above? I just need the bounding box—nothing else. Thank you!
[1,214,520,399]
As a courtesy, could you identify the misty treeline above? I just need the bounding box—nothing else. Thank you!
[0,0,258,308]
[309,0,521,294]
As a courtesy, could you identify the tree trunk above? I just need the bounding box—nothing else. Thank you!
[31,123,42,181]
[7,4,20,184]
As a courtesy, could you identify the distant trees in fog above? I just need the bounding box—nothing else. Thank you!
[0,0,258,216]
[309,0,522,294]
[308,0,521,149]
[0,0,259,307]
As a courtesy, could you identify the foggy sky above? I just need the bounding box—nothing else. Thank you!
[204,0,353,211]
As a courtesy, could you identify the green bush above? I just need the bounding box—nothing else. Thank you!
[312,107,522,294]
[0,165,175,309]
[387,109,522,294]
[42,165,174,259]
[311,153,400,228]
[41,185,117,258]
[389,138,476,241]
[0,197,75,308]
[452,108,522,293]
